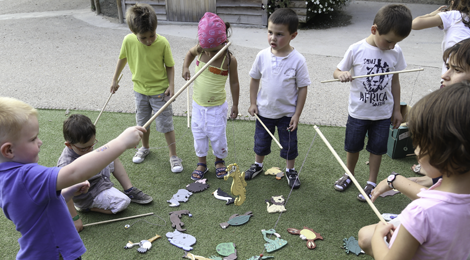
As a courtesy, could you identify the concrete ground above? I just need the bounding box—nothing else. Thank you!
[0,0,443,126]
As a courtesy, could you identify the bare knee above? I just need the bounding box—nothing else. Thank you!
[358,224,376,255]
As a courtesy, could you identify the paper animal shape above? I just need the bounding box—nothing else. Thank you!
[167,189,193,207]
[247,256,274,260]
[287,227,323,249]
[186,178,210,193]
[266,195,286,213]
[224,163,247,206]
[264,167,284,180]
[220,211,253,229]
[124,234,161,254]
[212,188,234,205]
[261,229,288,252]
[169,210,192,232]
[183,251,218,260]
[166,230,196,251]
[342,236,364,255]
[216,242,237,260]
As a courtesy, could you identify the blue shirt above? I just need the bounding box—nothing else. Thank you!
[0,162,86,260]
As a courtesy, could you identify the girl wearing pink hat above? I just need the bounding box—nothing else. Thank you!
[182,12,240,180]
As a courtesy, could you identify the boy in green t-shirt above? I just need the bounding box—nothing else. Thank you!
[110,3,183,173]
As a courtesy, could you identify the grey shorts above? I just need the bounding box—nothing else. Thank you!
[134,91,174,133]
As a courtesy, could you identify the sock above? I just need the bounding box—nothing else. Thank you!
[367,181,377,188]
[124,187,134,193]
[286,168,295,172]
[140,147,149,151]
[255,162,263,167]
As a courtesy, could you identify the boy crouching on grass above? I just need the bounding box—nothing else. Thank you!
[0,97,144,259]
[58,114,153,232]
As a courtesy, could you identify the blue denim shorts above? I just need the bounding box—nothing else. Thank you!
[254,115,298,160]
[134,91,174,133]
[344,115,390,155]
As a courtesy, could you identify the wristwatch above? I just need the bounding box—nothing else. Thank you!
[387,172,400,189]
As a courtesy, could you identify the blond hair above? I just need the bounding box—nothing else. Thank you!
[0,97,38,143]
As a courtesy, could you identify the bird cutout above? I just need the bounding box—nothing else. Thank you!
[167,189,193,207]
[220,211,253,229]
[186,178,210,193]
[183,251,217,260]
[212,188,235,205]
[224,163,247,206]
[124,234,161,253]
[264,167,284,180]
[342,236,364,255]
[287,227,323,249]
[169,210,192,232]
[261,229,288,252]
[266,195,286,213]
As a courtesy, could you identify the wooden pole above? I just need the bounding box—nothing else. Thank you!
[143,42,232,129]
[83,212,154,227]
[116,0,123,23]
[187,86,190,128]
[254,114,283,149]
[320,68,424,83]
[313,125,386,224]
[94,74,123,126]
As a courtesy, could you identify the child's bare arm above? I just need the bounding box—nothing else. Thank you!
[333,68,352,82]
[67,199,84,232]
[56,126,145,191]
[61,181,90,202]
[289,86,308,131]
[371,222,419,260]
[182,45,199,80]
[165,66,175,97]
[371,175,425,202]
[229,55,240,119]
[391,74,402,129]
[412,6,446,30]
[248,78,260,116]
[110,58,127,93]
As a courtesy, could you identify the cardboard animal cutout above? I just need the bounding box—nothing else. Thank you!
[287,227,323,249]
[167,189,193,207]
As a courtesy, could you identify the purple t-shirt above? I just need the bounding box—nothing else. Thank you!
[0,162,86,260]
[389,182,470,259]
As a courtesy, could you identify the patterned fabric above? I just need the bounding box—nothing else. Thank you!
[198,12,226,48]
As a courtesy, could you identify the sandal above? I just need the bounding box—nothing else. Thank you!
[215,160,228,179]
[191,163,208,181]
[411,164,424,175]
[334,173,352,191]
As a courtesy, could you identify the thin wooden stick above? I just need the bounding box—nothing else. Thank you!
[143,42,232,129]
[187,86,190,128]
[313,125,386,224]
[82,212,154,227]
[320,68,424,83]
[94,74,123,126]
[254,114,283,149]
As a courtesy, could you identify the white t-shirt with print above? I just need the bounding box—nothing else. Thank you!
[249,47,311,119]
[438,10,470,74]
[337,39,406,120]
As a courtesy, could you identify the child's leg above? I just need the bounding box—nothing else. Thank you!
[278,117,300,188]
[358,224,377,256]
[346,151,360,175]
[164,130,177,157]
[207,102,229,177]
[112,159,132,190]
[90,187,131,214]
[141,129,150,149]
[191,101,210,179]
[368,153,382,184]
[245,115,274,179]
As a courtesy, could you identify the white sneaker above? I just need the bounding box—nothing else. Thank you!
[170,156,183,173]
[133,148,150,164]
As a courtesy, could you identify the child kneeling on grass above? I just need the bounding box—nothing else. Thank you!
[58,114,153,232]
[0,97,144,259]
[358,82,470,259]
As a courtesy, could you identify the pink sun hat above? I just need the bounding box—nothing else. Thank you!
[198,12,227,49]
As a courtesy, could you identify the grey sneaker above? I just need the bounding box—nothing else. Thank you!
[132,148,150,164]
[125,187,153,204]
[286,170,301,189]
[170,156,183,173]
[357,184,375,202]
[74,205,90,212]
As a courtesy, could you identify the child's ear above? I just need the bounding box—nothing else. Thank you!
[0,142,14,159]
[64,141,72,149]
[371,24,378,35]
[290,31,298,40]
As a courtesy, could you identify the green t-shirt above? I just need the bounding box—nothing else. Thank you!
[119,33,175,95]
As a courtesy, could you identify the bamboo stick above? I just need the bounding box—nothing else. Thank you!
[187,86,190,128]
[320,68,424,83]
[143,42,232,129]
[313,125,386,224]
[254,114,283,149]
[94,74,123,126]
[83,212,154,227]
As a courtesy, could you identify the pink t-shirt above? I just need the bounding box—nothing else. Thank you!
[389,181,470,259]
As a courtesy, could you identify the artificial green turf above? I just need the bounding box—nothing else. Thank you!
[0,109,419,260]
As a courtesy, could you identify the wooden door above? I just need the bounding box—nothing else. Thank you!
[166,0,217,22]
[216,0,267,27]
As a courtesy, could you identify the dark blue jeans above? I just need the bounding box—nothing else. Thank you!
[254,115,298,160]
[344,115,390,155]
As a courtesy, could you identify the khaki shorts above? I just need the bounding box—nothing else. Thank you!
[134,91,174,133]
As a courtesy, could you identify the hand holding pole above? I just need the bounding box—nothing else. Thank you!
[95,74,123,125]
[321,68,424,83]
